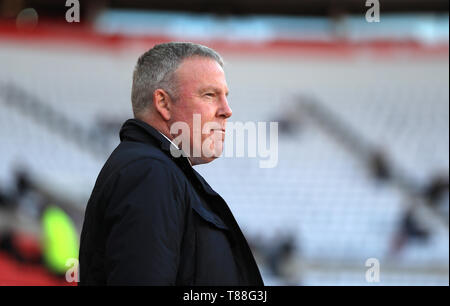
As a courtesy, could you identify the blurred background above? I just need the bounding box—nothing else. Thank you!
[0,0,448,286]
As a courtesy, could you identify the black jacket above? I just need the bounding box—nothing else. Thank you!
[79,119,263,286]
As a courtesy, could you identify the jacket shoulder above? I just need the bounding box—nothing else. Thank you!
[94,141,183,192]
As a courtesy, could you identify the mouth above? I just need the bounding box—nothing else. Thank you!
[212,129,225,133]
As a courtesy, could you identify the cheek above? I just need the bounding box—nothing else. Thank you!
[201,106,218,126]
[174,100,216,136]
[189,105,213,131]
[172,106,195,129]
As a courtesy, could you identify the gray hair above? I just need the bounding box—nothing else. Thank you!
[131,42,224,117]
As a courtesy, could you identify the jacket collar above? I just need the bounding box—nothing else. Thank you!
[119,118,183,156]
[119,119,220,197]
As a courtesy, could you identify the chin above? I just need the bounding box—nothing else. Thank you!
[190,154,220,166]
[189,140,223,166]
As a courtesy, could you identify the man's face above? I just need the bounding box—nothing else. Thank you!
[169,56,232,165]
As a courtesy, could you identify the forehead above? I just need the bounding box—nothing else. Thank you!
[174,57,228,91]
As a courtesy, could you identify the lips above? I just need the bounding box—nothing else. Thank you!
[211,128,225,133]
[210,129,225,141]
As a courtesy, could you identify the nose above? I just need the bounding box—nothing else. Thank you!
[218,96,232,119]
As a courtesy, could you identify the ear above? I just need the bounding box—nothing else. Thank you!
[153,89,172,121]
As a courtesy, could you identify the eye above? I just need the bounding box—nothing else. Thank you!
[204,93,215,98]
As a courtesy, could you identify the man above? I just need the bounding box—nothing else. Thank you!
[79,42,264,286]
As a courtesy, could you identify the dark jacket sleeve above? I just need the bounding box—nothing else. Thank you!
[103,159,186,285]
